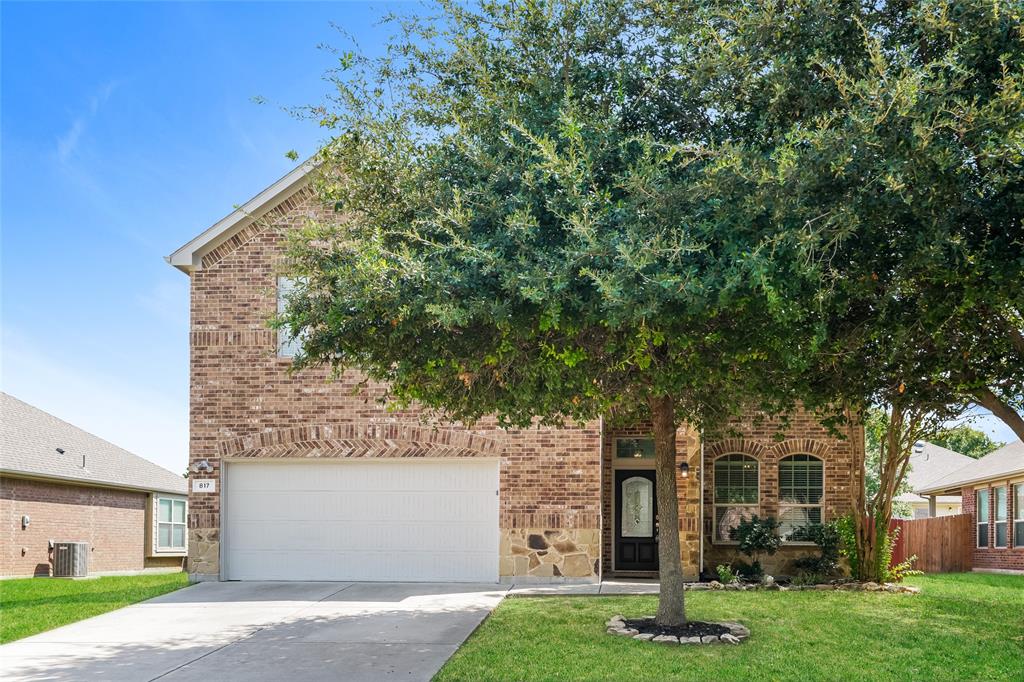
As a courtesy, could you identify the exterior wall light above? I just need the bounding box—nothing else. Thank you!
[679,461,690,478]
[192,459,213,474]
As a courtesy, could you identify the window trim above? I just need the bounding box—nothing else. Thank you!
[976,488,990,549]
[156,497,187,552]
[712,453,760,544]
[777,454,825,544]
[994,486,1008,549]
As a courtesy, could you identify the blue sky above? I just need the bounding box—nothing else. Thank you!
[1,1,416,474]
[0,2,1016,476]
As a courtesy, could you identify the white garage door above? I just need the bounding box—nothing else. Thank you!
[224,459,499,582]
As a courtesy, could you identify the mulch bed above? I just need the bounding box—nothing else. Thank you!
[623,618,729,639]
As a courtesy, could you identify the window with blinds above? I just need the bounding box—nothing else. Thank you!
[713,454,759,542]
[779,454,824,542]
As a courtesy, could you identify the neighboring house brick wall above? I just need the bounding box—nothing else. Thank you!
[188,189,602,581]
[963,483,1024,573]
[1,477,147,577]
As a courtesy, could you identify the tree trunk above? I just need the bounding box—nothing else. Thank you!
[973,386,1024,443]
[650,394,686,626]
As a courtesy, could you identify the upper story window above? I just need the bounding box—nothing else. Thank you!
[977,489,990,548]
[713,454,759,542]
[995,486,1008,548]
[778,454,824,542]
[157,498,186,551]
[277,276,304,358]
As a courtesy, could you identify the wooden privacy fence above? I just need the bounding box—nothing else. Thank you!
[889,514,973,573]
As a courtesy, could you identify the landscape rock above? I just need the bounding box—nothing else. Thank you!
[701,635,720,644]
[653,635,680,644]
[633,632,655,641]
[720,633,742,645]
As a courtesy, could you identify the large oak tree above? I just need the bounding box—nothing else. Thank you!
[279,0,814,625]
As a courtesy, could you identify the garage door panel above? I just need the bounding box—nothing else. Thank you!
[228,491,496,522]
[224,460,499,582]
[228,461,497,493]
[229,520,497,552]
[227,550,498,582]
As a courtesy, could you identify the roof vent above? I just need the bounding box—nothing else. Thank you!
[912,441,926,457]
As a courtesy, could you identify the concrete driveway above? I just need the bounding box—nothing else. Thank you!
[0,581,508,681]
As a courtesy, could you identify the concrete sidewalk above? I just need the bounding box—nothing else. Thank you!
[0,581,508,682]
[507,579,660,596]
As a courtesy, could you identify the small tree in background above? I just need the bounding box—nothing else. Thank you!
[930,426,1004,460]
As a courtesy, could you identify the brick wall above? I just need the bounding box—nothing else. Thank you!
[701,412,863,576]
[186,183,865,582]
[1,477,148,577]
[187,188,602,580]
[962,482,1024,573]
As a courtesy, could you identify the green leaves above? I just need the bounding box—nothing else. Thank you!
[277,0,1023,440]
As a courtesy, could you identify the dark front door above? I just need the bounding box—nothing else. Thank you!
[615,469,659,571]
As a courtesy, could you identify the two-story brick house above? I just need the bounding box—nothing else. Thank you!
[168,163,864,583]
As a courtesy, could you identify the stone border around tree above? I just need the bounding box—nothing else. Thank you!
[606,616,750,645]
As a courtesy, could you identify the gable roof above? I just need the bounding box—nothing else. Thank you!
[916,440,1024,496]
[0,393,187,495]
[896,441,977,505]
[166,159,315,274]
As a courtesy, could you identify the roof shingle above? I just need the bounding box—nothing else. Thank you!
[0,393,186,494]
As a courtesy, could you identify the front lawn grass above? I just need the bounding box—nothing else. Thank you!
[437,573,1024,681]
[0,571,189,643]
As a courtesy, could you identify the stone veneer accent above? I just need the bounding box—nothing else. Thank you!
[500,529,600,580]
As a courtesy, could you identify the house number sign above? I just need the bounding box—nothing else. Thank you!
[192,479,216,493]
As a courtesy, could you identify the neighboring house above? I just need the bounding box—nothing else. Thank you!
[166,164,865,583]
[895,441,976,519]
[916,440,1024,574]
[0,393,187,577]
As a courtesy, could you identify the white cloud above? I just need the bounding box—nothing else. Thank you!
[0,327,188,476]
[55,81,119,163]
[56,118,86,163]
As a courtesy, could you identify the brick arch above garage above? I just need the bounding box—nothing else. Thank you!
[216,422,505,460]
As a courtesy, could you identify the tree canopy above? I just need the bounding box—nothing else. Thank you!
[278,0,1024,610]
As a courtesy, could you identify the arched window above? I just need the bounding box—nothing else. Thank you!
[778,454,824,541]
[713,454,759,542]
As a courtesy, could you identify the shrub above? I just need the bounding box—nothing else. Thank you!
[791,573,826,586]
[715,564,737,584]
[735,515,782,574]
[793,521,843,576]
[834,514,860,578]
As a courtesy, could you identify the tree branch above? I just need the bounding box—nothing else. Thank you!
[973,386,1024,442]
